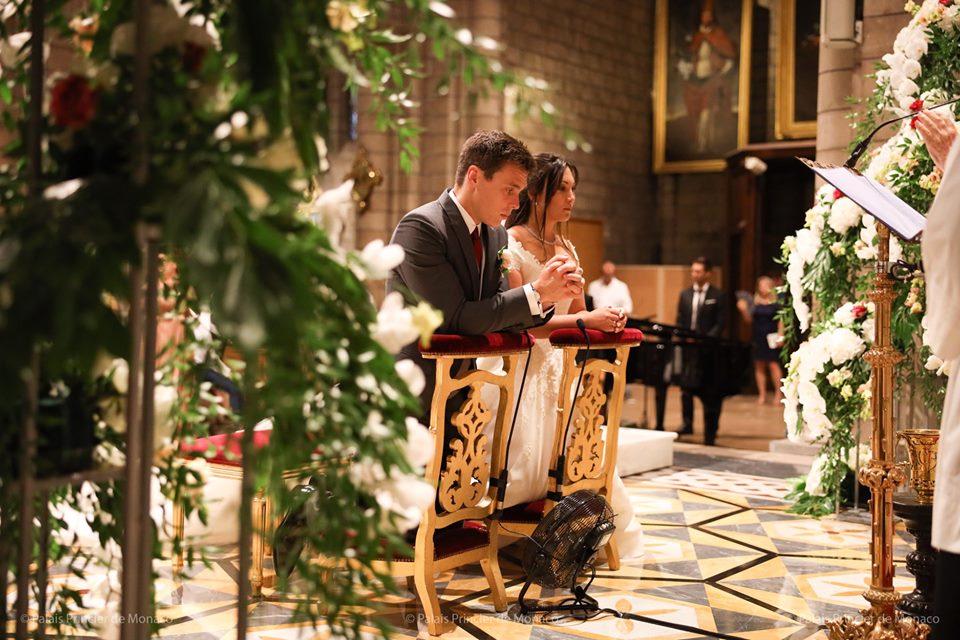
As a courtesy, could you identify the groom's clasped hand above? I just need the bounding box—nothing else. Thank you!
[532,254,584,307]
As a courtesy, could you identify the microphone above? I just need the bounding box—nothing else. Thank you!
[845,97,960,169]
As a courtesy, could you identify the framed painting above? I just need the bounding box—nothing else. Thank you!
[653,0,753,173]
[776,0,819,140]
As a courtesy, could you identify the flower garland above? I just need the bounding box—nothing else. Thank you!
[0,1,527,637]
[781,303,874,515]
[778,0,956,514]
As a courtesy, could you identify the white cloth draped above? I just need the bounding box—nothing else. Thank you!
[479,237,643,560]
[922,139,960,554]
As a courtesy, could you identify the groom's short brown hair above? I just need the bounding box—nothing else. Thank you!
[455,130,534,186]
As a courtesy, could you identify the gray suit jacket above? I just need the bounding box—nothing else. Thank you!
[387,189,546,413]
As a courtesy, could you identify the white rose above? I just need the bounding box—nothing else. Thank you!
[828,198,864,235]
[844,443,871,471]
[816,184,837,204]
[373,472,435,532]
[395,359,425,397]
[833,302,856,326]
[827,327,866,365]
[357,238,405,280]
[404,417,434,469]
[371,292,419,354]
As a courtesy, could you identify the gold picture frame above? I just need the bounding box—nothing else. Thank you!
[653,0,753,174]
[775,0,819,140]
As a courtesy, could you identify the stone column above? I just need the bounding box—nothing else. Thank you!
[815,42,859,165]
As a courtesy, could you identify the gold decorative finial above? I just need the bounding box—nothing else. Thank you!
[346,144,382,213]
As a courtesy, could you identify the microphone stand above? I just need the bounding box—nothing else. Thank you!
[547,319,592,503]
[845,97,960,169]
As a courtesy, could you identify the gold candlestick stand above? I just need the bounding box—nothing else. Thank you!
[826,226,930,640]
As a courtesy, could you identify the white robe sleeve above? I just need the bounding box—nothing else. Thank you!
[922,139,960,360]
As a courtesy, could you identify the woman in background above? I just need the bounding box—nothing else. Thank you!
[736,276,783,405]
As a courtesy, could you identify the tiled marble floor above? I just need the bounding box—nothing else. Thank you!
[8,460,918,640]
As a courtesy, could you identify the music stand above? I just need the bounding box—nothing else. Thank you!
[799,158,928,640]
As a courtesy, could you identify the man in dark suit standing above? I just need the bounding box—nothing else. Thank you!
[387,130,582,416]
[674,256,726,445]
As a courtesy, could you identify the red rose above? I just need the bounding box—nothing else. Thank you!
[910,115,920,129]
[940,0,950,6]
[909,99,924,112]
[182,42,207,74]
[50,74,97,129]
[852,304,867,319]
[833,189,843,200]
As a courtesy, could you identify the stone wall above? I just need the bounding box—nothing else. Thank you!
[352,0,660,265]
[499,0,656,264]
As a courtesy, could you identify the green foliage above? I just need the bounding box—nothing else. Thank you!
[0,1,541,637]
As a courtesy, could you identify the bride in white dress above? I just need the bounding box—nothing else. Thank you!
[481,153,643,560]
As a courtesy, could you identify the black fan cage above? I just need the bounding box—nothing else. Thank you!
[523,490,615,589]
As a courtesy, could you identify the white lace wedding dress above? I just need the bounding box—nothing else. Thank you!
[479,237,643,560]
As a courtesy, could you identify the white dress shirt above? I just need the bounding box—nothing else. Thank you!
[587,277,634,314]
[448,190,543,316]
[922,139,960,554]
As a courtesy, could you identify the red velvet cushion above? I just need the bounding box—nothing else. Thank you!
[434,522,490,559]
[421,332,535,356]
[500,499,545,523]
[178,429,272,466]
[549,327,643,347]
[385,522,490,563]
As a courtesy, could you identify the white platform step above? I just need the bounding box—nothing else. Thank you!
[614,427,677,477]
[768,438,820,457]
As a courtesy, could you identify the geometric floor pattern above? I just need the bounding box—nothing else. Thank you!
[7,467,920,640]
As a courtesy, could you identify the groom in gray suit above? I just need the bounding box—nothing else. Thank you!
[388,130,582,415]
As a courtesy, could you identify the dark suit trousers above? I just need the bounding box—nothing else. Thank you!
[934,548,960,639]
[681,390,694,429]
[678,389,722,444]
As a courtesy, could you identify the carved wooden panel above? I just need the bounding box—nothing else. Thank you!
[566,372,606,482]
[438,384,491,513]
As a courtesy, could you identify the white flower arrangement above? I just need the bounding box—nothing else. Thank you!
[783,303,872,445]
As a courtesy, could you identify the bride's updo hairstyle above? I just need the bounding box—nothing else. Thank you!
[505,153,579,253]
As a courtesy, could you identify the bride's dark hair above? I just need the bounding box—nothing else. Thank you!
[505,153,579,252]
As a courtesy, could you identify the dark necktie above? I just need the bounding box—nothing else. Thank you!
[471,227,483,270]
[692,287,702,329]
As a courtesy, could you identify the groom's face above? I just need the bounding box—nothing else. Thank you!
[467,162,528,227]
